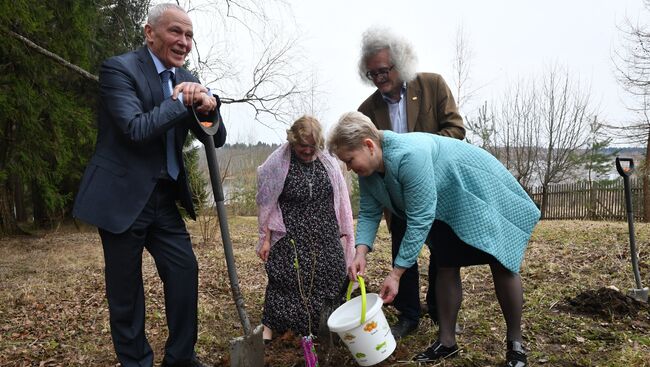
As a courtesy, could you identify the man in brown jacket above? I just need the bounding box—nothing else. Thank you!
[357,26,465,339]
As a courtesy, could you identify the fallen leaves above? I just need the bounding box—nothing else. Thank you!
[0,219,648,366]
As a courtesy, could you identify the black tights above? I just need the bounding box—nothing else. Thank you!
[436,262,523,347]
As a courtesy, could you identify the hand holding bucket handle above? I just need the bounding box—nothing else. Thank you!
[346,276,367,324]
[328,275,398,365]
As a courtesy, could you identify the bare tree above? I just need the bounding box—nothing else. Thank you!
[497,79,541,189]
[536,65,593,216]
[465,101,497,153]
[0,0,318,231]
[466,79,541,189]
[176,0,314,128]
[612,0,650,221]
[6,0,316,129]
[451,24,475,112]
[468,67,592,211]
[451,23,495,149]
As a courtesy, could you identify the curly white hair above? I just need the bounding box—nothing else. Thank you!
[357,25,418,85]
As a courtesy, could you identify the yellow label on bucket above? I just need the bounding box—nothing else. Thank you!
[363,321,377,332]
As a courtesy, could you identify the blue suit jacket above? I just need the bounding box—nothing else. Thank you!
[73,46,226,233]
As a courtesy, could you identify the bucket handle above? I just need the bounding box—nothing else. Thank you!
[345,276,367,325]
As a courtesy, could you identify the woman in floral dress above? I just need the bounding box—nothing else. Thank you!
[256,116,355,341]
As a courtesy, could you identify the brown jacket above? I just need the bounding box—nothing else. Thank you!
[358,72,465,229]
[358,72,465,138]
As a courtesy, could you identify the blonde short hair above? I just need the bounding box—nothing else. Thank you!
[327,111,382,155]
[286,115,325,150]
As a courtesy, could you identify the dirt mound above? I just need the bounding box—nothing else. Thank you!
[561,287,650,318]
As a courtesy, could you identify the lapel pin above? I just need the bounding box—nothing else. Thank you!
[412,96,418,100]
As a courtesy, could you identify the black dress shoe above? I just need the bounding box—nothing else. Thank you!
[505,341,527,367]
[390,318,418,339]
[412,340,460,362]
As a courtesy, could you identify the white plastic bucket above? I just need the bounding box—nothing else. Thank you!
[327,277,396,366]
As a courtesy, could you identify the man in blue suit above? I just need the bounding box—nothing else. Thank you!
[73,3,225,367]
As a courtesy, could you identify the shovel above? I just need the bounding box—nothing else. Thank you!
[615,157,648,303]
[190,103,265,366]
[318,276,350,363]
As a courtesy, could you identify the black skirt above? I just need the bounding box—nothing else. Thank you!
[426,220,497,267]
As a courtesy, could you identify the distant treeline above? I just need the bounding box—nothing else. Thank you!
[601,147,646,155]
[222,142,281,149]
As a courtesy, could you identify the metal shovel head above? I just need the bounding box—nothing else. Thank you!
[229,324,265,367]
[628,288,649,303]
[317,277,351,363]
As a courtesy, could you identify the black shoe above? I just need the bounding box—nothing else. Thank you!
[505,341,527,367]
[412,340,460,362]
[161,358,207,367]
[390,318,418,339]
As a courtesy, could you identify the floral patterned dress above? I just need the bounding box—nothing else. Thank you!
[262,151,347,336]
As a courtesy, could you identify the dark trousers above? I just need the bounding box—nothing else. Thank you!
[390,216,438,323]
[99,180,198,367]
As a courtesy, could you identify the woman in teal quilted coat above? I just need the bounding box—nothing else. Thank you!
[327,111,540,367]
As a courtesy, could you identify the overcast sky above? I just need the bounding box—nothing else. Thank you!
[187,0,649,145]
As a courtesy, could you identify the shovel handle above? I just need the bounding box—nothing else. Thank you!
[346,276,367,324]
[615,157,634,178]
[204,135,252,335]
[615,158,644,290]
[190,99,222,140]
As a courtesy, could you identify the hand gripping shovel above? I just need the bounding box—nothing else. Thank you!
[190,103,265,366]
[616,157,648,303]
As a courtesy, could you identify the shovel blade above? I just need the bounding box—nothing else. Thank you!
[628,288,649,303]
[230,324,265,367]
[317,298,336,361]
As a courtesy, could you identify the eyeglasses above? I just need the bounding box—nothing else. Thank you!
[365,65,395,80]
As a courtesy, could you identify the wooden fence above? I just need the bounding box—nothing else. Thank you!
[529,178,644,221]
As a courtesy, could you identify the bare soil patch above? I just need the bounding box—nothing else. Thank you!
[562,287,650,319]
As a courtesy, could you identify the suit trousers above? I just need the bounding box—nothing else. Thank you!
[99,180,198,367]
[390,216,438,323]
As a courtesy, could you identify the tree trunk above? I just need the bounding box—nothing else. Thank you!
[641,133,650,223]
[540,185,548,219]
[31,179,47,228]
[11,174,27,222]
[588,182,596,220]
[0,184,19,236]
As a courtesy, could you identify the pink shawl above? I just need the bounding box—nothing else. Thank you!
[256,143,355,266]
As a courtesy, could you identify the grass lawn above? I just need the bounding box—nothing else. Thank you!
[0,218,649,366]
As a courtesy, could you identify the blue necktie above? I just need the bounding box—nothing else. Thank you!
[160,70,180,180]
